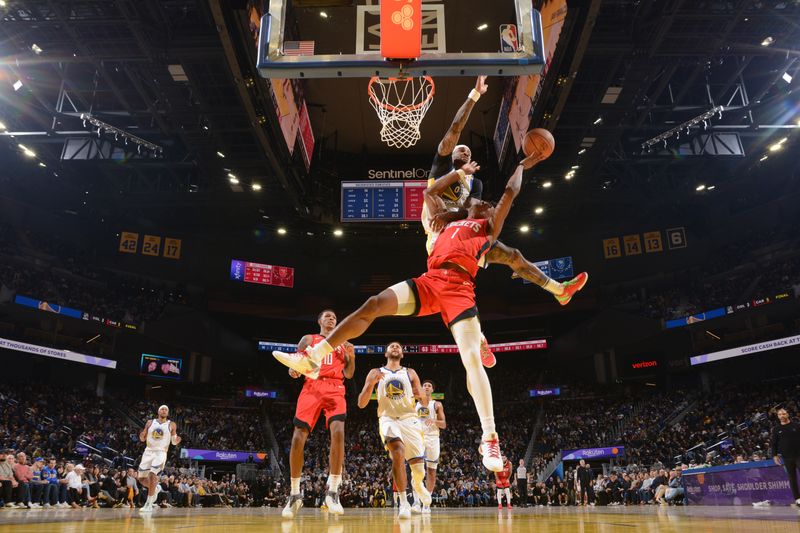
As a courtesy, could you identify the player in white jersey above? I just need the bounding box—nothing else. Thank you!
[411,379,445,514]
[357,342,431,519]
[137,405,180,514]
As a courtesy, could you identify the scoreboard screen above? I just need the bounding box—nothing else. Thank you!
[341,181,426,222]
[230,260,294,288]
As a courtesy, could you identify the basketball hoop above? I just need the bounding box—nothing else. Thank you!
[368,76,435,149]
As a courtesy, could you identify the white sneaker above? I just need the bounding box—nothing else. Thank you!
[282,494,303,519]
[411,502,422,514]
[30,503,41,509]
[325,491,343,516]
[43,504,51,509]
[17,503,29,509]
[139,503,153,514]
[479,433,503,472]
[795,498,800,506]
[398,505,411,519]
[422,504,431,514]
[273,350,320,379]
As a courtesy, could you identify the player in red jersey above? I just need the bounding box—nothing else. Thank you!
[495,456,513,510]
[281,309,355,519]
[275,155,553,472]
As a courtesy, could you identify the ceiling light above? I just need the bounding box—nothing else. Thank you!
[760,155,769,161]
[696,184,706,191]
[571,165,579,170]
[578,148,586,155]
[333,229,343,237]
[228,176,239,184]
[23,149,36,158]
[38,162,46,167]
[216,151,225,158]
[520,225,530,233]
[277,227,287,235]
[0,1,6,7]
[320,11,328,18]
[707,185,716,190]
[593,117,603,125]
[542,181,552,189]
[534,206,544,215]
[0,121,5,131]
[761,36,774,47]
[565,170,575,180]
[783,72,793,84]
[12,79,23,91]
[31,44,43,55]
[251,183,262,191]
[768,143,783,152]
[477,23,488,31]
[227,173,237,179]
[777,137,788,145]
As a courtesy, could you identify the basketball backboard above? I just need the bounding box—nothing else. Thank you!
[256,0,545,79]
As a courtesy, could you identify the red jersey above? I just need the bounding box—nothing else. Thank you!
[495,460,512,488]
[308,334,347,380]
[427,218,492,278]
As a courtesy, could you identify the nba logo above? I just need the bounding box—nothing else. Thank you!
[500,24,518,52]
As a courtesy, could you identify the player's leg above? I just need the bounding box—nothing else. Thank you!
[283,415,312,519]
[324,412,346,515]
[423,435,439,508]
[403,419,430,511]
[274,286,402,373]
[497,488,504,509]
[449,316,502,471]
[386,439,411,518]
[486,242,588,305]
[505,488,512,509]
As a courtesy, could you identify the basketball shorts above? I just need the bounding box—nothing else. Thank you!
[379,416,425,462]
[391,269,478,328]
[139,449,167,475]
[294,378,347,430]
[423,433,440,469]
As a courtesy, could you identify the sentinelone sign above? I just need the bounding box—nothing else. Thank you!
[690,334,800,366]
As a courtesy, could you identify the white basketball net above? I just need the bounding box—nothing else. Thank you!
[368,76,435,149]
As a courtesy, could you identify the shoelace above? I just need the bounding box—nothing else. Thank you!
[485,439,501,459]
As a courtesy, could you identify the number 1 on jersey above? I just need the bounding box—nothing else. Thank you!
[451,228,461,239]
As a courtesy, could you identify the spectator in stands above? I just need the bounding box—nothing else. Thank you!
[13,452,34,509]
[638,470,655,504]
[125,468,139,508]
[0,450,17,507]
[66,464,86,508]
[771,407,800,505]
[41,458,58,508]
[29,457,46,508]
[664,469,684,505]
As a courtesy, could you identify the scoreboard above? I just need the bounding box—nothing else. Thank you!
[230,259,294,288]
[341,181,426,222]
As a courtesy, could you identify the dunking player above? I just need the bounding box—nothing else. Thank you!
[357,342,431,519]
[412,379,445,514]
[282,310,355,518]
[495,455,513,510]
[274,152,577,472]
[422,76,588,343]
[137,405,180,514]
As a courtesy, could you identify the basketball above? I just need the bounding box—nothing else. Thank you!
[522,128,556,160]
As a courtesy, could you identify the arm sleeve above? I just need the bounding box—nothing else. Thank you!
[430,153,452,179]
[469,178,483,200]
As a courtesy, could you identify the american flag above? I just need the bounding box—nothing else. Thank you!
[283,40,315,56]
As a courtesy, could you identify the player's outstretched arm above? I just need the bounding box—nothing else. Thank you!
[139,420,152,442]
[343,342,356,379]
[408,369,424,402]
[437,76,488,156]
[423,161,480,213]
[357,369,381,409]
[488,154,539,241]
[170,421,181,446]
[434,401,446,430]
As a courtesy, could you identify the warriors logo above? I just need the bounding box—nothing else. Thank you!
[385,379,405,400]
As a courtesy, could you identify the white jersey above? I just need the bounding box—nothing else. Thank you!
[146,418,172,452]
[376,367,416,420]
[416,399,440,436]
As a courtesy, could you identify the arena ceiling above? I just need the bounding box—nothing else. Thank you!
[0,0,798,239]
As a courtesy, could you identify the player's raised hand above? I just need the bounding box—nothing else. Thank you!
[475,76,488,95]
[519,152,543,170]
[462,160,480,175]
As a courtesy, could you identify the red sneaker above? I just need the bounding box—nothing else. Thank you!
[480,336,496,368]
[555,272,588,306]
[497,504,503,510]
[507,504,513,510]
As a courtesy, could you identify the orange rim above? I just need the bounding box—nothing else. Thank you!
[368,76,435,113]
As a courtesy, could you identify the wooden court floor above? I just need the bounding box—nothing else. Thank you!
[0,506,798,532]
